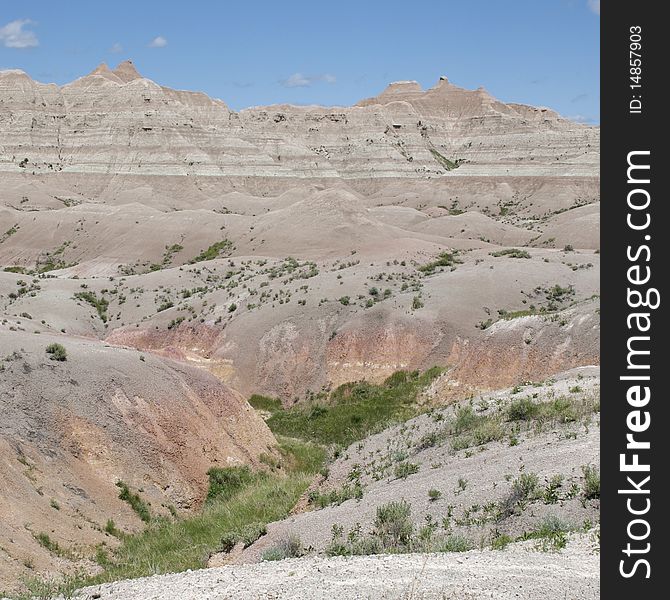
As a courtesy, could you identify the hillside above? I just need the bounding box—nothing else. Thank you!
[0,60,599,596]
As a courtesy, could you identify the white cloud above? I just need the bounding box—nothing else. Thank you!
[280,72,337,88]
[282,73,311,88]
[110,42,123,53]
[587,0,600,15]
[0,19,39,49]
[148,36,168,48]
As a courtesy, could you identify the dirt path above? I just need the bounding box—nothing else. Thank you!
[70,542,599,600]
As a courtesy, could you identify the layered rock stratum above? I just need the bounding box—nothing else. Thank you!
[0,61,599,591]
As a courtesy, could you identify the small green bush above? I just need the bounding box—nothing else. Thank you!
[428,489,442,502]
[116,481,151,523]
[394,462,419,480]
[261,535,303,561]
[489,248,531,259]
[582,465,600,499]
[46,343,67,361]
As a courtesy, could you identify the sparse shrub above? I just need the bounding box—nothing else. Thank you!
[428,489,442,502]
[374,500,413,550]
[157,301,174,312]
[394,462,419,480]
[500,472,540,518]
[46,343,67,361]
[116,481,151,523]
[582,465,600,499]
[490,532,514,550]
[438,534,472,552]
[543,474,564,504]
[74,291,109,322]
[489,248,531,259]
[190,240,233,263]
[523,515,570,551]
[104,519,121,537]
[507,397,538,421]
[418,251,462,274]
[261,535,303,561]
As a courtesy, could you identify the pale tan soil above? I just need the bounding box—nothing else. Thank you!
[51,538,599,600]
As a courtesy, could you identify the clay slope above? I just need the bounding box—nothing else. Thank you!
[0,328,276,588]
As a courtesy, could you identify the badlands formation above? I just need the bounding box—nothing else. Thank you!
[0,60,599,596]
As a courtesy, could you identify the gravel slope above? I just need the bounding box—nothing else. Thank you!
[69,539,599,600]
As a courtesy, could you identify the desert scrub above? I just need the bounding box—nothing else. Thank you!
[45,343,67,361]
[499,473,541,518]
[519,515,570,552]
[506,394,599,426]
[418,251,462,275]
[265,367,443,447]
[190,240,233,263]
[308,481,363,508]
[429,148,462,171]
[393,461,419,480]
[261,535,304,561]
[116,481,152,523]
[581,465,600,499]
[326,500,473,557]
[489,248,531,259]
[449,406,505,452]
[74,290,109,322]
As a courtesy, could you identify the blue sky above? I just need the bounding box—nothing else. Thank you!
[1,0,600,122]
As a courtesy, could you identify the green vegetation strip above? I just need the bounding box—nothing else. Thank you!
[261,368,443,447]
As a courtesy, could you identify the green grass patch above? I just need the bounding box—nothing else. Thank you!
[116,481,152,523]
[506,395,598,425]
[87,473,311,583]
[429,148,461,171]
[418,252,462,275]
[190,240,233,263]
[248,394,283,413]
[33,532,72,558]
[489,248,531,259]
[74,291,109,322]
[276,436,327,475]
[205,466,257,504]
[518,515,570,552]
[264,368,443,447]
